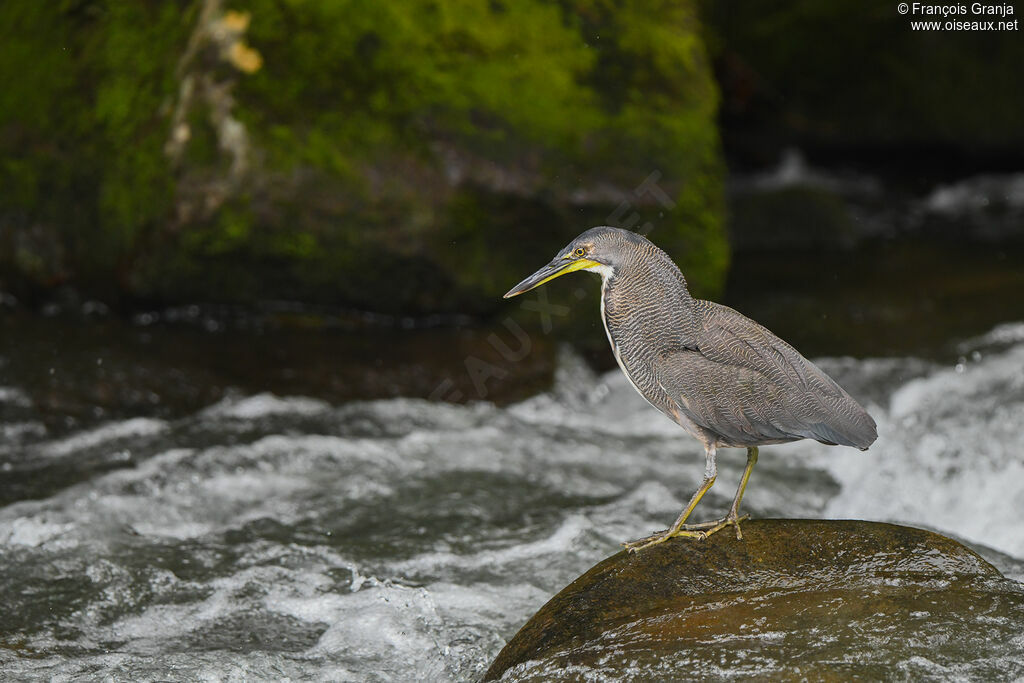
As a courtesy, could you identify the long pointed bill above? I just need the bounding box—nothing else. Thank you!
[503,258,602,299]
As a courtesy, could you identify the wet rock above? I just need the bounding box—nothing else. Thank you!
[485,519,1024,681]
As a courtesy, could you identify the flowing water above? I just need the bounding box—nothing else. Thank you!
[2,321,1024,680]
[2,165,1024,680]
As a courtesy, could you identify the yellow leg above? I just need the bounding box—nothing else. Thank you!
[728,446,758,537]
[623,445,718,553]
[624,446,760,552]
[681,446,758,539]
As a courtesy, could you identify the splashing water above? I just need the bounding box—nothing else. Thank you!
[824,324,1024,559]
[1,325,1023,679]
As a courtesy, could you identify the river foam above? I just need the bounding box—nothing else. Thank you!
[1,324,1023,679]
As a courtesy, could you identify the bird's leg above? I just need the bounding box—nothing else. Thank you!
[728,446,758,537]
[623,445,717,553]
[680,446,758,540]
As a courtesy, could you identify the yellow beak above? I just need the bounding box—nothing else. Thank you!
[503,257,602,298]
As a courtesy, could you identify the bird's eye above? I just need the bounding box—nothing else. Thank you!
[573,247,585,258]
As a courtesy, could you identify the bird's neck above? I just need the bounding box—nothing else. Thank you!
[599,248,699,346]
[616,247,694,301]
[588,263,616,284]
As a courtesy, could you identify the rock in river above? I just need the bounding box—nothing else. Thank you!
[485,519,1024,681]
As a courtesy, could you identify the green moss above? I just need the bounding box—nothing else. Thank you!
[182,205,254,256]
[667,156,729,300]
[0,1,192,293]
[2,0,727,313]
[232,0,601,172]
[91,3,188,250]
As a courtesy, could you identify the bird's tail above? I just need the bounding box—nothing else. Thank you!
[809,402,878,451]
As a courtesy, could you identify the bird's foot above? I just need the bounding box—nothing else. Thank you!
[622,528,708,553]
[683,513,750,540]
[623,513,751,553]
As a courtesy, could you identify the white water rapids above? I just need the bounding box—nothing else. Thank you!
[1,322,1023,680]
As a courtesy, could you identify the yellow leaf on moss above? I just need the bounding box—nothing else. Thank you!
[229,42,263,73]
[221,10,251,33]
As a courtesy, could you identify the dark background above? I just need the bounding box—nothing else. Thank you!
[1,0,1022,418]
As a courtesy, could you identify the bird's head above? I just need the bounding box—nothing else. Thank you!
[503,226,639,299]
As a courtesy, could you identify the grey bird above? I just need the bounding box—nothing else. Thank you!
[504,227,877,552]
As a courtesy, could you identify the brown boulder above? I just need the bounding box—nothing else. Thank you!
[486,519,1024,681]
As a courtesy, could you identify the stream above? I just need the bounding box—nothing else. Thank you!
[2,167,1024,680]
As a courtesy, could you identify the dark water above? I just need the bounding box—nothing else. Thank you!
[2,329,1024,680]
[1,166,1024,680]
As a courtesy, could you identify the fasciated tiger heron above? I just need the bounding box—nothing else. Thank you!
[504,227,877,552]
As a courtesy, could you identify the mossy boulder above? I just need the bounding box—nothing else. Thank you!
[485,519,1024,680]
[0,1,727,313]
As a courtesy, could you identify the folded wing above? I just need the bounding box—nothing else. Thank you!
[653,302,877,450]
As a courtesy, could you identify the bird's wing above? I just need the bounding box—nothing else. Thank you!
[652,302,877,448]
[652,348,796,446]
[694,302,843,397]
